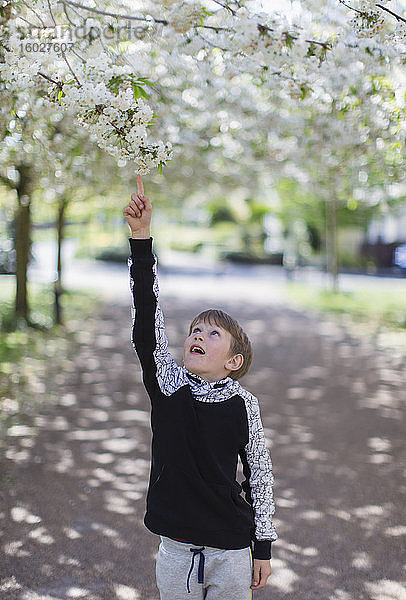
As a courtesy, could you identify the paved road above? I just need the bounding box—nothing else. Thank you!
[27,239,406,303]
[1,242,405,599]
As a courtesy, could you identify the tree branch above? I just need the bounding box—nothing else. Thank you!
[196,31,229,51]
[211,0,236,16]
[47,0,80,85]
[62,53,81,85]
[38,71,63,88]
[46,1,82,85]
[258,24,332,50]
[70,47,86,63]
[21,0,46,27]
[47,0,57,26]
[63,0,83,22]
[197,24,230,32]
[17,15,40,29]
[34,0,394,73]
[58,0,169,25]
[376,3,406,25]
[337,0,364,16]
[58,0,334,55]
[62,2,78,26]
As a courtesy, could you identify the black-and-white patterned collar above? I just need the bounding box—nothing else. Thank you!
[182,367,241,402]
[184,367,229,387]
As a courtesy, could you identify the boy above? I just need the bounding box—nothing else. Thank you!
[123,177,278,599]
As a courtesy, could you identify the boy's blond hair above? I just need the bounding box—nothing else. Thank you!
[188,309,253,380]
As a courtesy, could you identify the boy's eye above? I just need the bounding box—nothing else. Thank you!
[192,327,219,335]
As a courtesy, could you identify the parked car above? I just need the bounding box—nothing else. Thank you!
[394,243,406,271]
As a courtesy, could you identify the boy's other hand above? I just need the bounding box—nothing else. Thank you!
[251,558,272,590]
[123,175,152,236]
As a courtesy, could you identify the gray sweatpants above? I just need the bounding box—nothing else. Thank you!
[155,535,253,599]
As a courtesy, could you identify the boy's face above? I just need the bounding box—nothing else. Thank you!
[183,319,243,382]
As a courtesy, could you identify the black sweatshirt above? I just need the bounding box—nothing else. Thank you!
[128,237,278,559]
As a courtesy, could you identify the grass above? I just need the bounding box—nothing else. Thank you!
[285,281,406,356]
[285,282,406,328]
[0,276,103,473]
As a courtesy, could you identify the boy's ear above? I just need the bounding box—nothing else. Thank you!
[225,353,244,372]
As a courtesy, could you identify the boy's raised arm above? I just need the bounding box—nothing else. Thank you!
[123,176,186,399]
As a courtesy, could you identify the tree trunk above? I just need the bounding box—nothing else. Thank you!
[15,164,33,322]
[325,198,339,292]
[54,198,68,325]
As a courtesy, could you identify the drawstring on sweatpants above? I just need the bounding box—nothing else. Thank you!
[186,547,205,593]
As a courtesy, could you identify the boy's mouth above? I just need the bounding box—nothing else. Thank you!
[190,344,205,355]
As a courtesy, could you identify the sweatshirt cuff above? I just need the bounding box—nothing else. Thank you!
[252,540,273,560]
[129,237,153,257]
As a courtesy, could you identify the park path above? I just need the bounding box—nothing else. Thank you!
[1,266,405,600]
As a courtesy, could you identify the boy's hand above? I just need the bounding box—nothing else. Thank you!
[123,175,152,237]
[251,559,272,590]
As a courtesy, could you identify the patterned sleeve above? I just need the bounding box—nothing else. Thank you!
[239,392,278,560]
[128,237,187,398]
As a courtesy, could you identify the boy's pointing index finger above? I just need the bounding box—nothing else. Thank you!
[136,174,144,196]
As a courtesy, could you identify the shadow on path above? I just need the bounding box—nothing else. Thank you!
[1,294,405,600]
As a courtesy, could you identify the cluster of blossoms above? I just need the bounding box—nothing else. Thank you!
[25,50,168,174]
[1,10,173,175]
[231,8,266,56]
[57,54,173,174]
[0,28,44,89]
[346,0,406,45]
[53,74,172,174]
[350,12,386,38]
[1,0,405,178]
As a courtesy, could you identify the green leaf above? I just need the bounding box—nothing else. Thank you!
[285,34,294,49]
[132,84,149,99]
[134,76,157,89]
